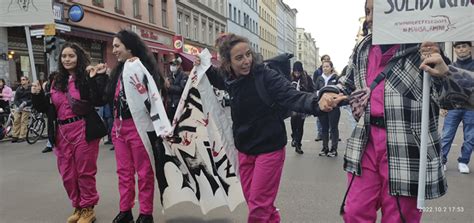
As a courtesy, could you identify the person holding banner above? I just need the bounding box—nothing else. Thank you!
[331,0,451,222]
[31,43,108,223]
[196,33,345,223]
[105,29,165,223]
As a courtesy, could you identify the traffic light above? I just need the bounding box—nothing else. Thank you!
[44,36,56,54]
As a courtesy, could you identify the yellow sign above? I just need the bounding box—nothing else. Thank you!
[44,24,56,36]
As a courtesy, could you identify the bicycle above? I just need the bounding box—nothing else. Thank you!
[0,106,14,140]
[26,109,46,144]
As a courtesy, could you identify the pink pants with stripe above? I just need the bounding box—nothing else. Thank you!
[238,148,285,223]
[343,125,422,223]
[112,118,155,215]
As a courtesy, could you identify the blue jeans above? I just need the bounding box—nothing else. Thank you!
[315,117,322,138]
[441,109,474,165]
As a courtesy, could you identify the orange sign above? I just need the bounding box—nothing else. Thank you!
[44,24,56,36]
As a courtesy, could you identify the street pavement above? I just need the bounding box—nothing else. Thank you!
[1,113,473,223]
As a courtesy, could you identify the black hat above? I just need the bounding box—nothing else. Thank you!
[293,61,303,72]
[453,41,472,47]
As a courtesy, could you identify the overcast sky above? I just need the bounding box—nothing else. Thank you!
[284,0,366,72]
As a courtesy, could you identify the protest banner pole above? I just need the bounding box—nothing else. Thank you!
[417,70,431,209]
[24,26,38,82]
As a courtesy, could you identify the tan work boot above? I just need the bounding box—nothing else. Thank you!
[67,208,81,223]
[77,207,96,223]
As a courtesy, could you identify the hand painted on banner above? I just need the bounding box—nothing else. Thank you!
[196,112,210,127]
[130,73,147,94]
[191,70,198,84]
[182,132,192,146]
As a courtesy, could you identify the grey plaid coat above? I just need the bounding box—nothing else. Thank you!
[339,35,447,199]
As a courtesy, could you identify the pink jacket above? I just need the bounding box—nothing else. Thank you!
[0,85,13,102]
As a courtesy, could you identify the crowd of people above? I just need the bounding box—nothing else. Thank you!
[1,0,473,222]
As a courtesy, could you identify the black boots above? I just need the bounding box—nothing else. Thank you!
[136,214,154,223]
[112,210,134,223]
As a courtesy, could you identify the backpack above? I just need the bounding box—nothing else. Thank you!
[254,53,294,119]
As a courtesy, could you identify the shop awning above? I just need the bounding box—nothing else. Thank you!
[145,41,175,54]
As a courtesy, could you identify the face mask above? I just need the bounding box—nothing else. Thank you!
[170,65,177,72]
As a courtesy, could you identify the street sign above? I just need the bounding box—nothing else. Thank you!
[30,29,45,37]
[44,24,56,36]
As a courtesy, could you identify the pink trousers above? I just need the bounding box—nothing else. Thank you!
[238,148,285,223]
[112,118,155,215]
[343,125,422,223]
[55,120,100,208]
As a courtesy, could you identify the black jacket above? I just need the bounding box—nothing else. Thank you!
[13,85,32,107]
[314,73,339,93]
[32,74,109,146]
[206,64,322,155]
[167,69,187,108]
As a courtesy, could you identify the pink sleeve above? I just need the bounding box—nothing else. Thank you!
[3,87,13,101]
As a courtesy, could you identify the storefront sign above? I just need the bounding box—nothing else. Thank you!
[20,56,30,72]
[53,3,64,21]
[134,26,172,46]
[183,44,201,55]
[68,4,84,23]
[173,35,184,53]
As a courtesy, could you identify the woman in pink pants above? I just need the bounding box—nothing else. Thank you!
[32,43,108,223]
[198,33,344,222]
[327,1,469,222]
[105,30,166,223]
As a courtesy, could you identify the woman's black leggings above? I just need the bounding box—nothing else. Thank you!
[319,108,340,150]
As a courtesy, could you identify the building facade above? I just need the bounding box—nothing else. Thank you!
[176,0,227,55]
[227,0,259,52]
[2,0,177,85]
[258,0,277,60]
[296,28,317,72]
[282,1,297,66]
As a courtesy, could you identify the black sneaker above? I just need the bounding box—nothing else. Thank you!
[136,214,154,223]
[11,137,18,143]
[42,147,53,153]
[112,210,134,223]
[110,146,115,151]
[318,148,328,156]
[104,140,113,145]
[314,137,322,142]
[291,139,296,147]
[327,150,338,157]
[295,145,304,154]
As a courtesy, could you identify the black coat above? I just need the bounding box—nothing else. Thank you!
[32,74,109,146]
[167,69,187,108]
[206,64,322,155]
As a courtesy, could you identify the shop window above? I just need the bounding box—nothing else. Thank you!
[148,0,155,23]
[162,0,168,27]
[133,0,141,19]
[114,0,124,14]
[92,0,104,7]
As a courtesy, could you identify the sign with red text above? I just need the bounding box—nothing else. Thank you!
[373,0,473,44]
[133,25,172,46]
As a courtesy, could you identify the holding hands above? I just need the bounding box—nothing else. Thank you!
[319,92,347,112]
[87,63,108,78]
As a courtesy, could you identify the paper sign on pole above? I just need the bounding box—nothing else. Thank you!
[0,0,54,27]
[373,1,473,44]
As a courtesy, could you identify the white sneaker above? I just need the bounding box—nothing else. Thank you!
[458,163,470,174]
[443,164,447,172]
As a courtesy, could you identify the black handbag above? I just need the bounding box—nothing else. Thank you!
[84,111,107,142]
